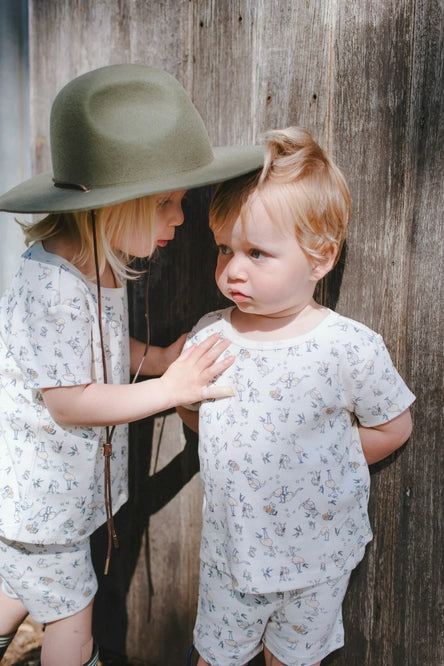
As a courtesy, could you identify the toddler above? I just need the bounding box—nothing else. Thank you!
[179,127,415,666]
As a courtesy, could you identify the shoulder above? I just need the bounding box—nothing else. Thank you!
[12,243,95,319]
[190,307,232,336]
[325,311,383,345]
[183,307,233,350]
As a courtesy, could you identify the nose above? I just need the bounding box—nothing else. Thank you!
[172,204,185,227]
[226,254,247,281]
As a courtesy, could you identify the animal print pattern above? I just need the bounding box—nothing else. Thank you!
[194,561,350,666]
[186,308,415,593]
[0,243,130,545]
[0,535,97,623]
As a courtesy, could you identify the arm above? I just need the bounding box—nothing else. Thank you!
[176,405,199,433]
[130,333,187,376]
[42,334,234,427]
[358,408,413,465]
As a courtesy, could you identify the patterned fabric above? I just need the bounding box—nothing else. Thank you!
[0,242,130,544]
[186,307,415,593]
[0,535,97,622]
[194,561,350,666]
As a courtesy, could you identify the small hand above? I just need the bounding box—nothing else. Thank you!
[160,333,235,405]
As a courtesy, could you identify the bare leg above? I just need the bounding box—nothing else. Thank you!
[40,600,94,666]
[264,645,321,666]
[0,585,28,634]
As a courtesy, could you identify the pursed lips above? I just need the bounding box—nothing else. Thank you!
[157,234,175,247]
[229,289,250,302]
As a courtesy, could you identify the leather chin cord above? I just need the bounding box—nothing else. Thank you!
[91,210,150,574]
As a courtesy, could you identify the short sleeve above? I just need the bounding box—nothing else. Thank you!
[341,330,415,427]
[16,303,94,390]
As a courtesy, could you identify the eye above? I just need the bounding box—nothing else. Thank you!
[249,248,263,259]
[218,244,232,256]
[156,198,172,208]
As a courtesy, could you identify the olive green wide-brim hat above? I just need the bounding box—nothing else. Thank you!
[0,63,264,214]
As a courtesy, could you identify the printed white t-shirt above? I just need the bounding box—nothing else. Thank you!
[0,242,130,544]
[186,307,415,593]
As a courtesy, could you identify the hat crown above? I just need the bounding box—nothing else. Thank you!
[51,64,214,189]
[0,63,263,213]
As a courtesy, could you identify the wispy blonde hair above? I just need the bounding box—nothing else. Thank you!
[18,196,158,282]
[210,127,351,265]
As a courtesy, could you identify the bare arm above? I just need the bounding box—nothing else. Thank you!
[130,333,187,377]
[42,334,234,427]
[358,408,413,465]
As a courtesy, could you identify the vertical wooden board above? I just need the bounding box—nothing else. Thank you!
[128,0,192,81]
[396,0,444,663]
[189,0,332,143]
[187,0,259,143]
[249,0,333,137]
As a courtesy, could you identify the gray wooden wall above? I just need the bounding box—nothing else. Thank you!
[22,1,443,664]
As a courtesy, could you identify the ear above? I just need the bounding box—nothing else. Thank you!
[311,244,338,281]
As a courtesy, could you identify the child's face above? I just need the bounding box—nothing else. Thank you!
[214,194,320,320]
[153,190,187,249]
[113,190,186,257]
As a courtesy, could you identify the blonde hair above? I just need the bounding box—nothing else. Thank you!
[18,195,158,282]
[210,127,351,265]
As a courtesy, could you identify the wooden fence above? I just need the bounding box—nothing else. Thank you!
[24,1,443,664]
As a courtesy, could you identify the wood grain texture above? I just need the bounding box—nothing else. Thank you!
[26,1,443,664]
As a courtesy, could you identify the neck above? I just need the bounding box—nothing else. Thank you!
[231,301,329,340]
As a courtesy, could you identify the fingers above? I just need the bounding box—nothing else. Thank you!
[196,337,234,390]
[180,334,231,365]
[202,384,235,401]
[170,334,235,406]
[202,351,235,383]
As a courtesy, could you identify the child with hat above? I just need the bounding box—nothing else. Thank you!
[0,63,263,666]
[179,127,415,666]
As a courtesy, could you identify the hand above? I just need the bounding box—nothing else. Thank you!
[159,333,235,406]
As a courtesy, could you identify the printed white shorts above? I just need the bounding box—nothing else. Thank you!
[0,536,98,623]
[194,561,351,666]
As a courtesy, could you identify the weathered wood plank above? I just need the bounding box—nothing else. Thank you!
[395,0,444,663]
[190,0,332,142]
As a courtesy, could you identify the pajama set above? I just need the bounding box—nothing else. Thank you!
[0,242,129,622]
[186,307,415,665]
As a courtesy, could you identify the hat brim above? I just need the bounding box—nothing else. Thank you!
[0,146,263,214]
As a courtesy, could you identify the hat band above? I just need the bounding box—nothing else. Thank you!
[53,178,90,192]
